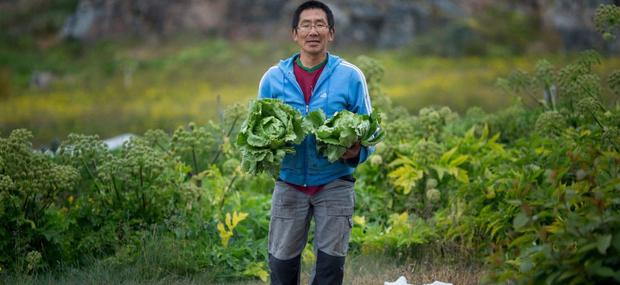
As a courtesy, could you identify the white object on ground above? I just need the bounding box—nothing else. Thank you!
[384,276,411,285]
[104,133,134,150]
[384,276,453,285]
[424,282,453,285]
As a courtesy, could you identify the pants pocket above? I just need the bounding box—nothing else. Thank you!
[268,184,310,260]
[317,206,354,257]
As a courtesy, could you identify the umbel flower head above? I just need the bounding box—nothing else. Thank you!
[576,97,604,118]
[535,111,568,137]
[426,188,441,203]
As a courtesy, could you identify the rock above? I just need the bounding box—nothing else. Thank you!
[378,3,415,48]
[59,0,463,48]
[539,0,608,50]
[30,71,54,90]
[61,0,97,40]
[62,0,229,41]
[103,133,134,150]
[57,0,619,51]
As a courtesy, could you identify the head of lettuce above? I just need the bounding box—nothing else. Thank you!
[236,98,310,175]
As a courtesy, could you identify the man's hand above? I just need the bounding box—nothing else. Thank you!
[342,141,361,160]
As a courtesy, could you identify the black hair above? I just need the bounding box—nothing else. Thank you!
[291,1,335,32]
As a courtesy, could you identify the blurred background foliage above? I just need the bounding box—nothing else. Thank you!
[1,0,620,146]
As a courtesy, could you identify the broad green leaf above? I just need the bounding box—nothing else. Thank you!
[388,165,423,195]
[542,220,564,234]
[243,262,269,282]
[440,147,458,163]
[314,110,384,162]
[455,169,469,184]
[513,212,529,229]
[449,155,469,167]
[481,124,490,139]
[519,259,533,273]
[237,99,309,175]
[305,109,326,131]
[596,234,612,254]
[432,166,447,180]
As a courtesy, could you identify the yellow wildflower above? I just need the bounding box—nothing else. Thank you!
[217,222,233,247]
[218,211,249,247]
[352,215,366,227]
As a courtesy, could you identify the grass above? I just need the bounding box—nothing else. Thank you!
[1,228,482,284]
[1,253,482,285]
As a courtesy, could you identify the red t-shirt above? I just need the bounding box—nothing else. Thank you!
[287,56,327,195]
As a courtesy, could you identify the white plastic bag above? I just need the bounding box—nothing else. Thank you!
[425,282,453,285]
[384,276,453,285]
[384,276,411,285]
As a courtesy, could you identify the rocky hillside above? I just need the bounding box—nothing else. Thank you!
[2,0,619,52]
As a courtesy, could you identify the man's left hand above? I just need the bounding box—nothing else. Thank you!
[342,141,361,160]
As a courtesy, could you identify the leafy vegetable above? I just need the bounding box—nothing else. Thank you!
[236,99,309,175]
[310,109,385,162]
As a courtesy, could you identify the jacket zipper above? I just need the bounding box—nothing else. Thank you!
[284,58,337,187]
[304,104,309,186]
[286,70,307,186]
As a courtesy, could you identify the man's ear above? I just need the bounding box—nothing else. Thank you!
[328,29,335,41]
[292,30,298,41]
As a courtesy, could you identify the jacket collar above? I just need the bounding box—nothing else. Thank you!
[278,52,342,91]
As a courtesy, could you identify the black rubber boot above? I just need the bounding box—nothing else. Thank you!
[310,250,345,285]
[269,254,302,285]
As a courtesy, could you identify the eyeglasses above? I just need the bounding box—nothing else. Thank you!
[297,22,329,33]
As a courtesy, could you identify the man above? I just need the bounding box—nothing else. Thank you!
[257,1,374,284]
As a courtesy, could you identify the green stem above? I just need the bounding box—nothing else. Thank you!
[21,193,33,220]
[21,193,31,214]
[592,113,606,130]
[191,144,199,174]
[139,164,146,214]
[219,173,239,210]
[80,158,104,193]
[150,137,167,152]
[211,115,240,165]
[111,175,122,206]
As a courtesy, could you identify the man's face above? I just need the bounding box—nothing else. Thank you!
[293,8,334,56]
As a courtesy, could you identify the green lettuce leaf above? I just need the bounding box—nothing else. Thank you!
[311,109,385,162]
[237,99,309,175]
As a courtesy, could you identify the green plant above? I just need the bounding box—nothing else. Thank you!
[170,122,220,174]
[0,129,79,272]
[310,109,384,162]
[594,4,620,40]
[236,99,310,175]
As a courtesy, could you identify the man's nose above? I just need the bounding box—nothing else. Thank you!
[307,28,320,36]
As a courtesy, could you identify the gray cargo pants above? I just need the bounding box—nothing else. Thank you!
[268,178,355,285]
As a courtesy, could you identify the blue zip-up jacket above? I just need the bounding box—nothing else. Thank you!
[258,53,374,186]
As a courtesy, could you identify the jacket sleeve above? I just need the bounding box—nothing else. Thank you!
[345,67,376,166]
[257,67,276,99]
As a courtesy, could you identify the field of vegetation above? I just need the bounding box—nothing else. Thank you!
[5,34,620,147]
[2,4,620,285]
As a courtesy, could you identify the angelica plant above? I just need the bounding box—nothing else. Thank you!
[594,4,620,40]
[0,129,79,272]
[171,122,219,175]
